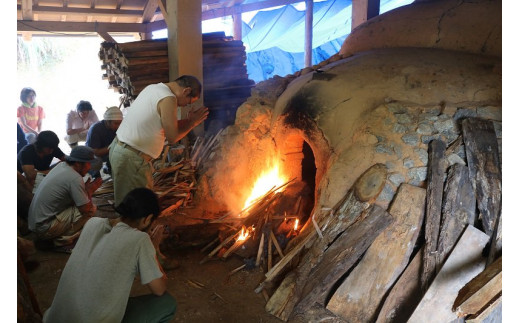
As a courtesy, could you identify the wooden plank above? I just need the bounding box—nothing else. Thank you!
[408,225,489,323]
[453,257,502,317]
[375,246,424,323]
[293,205,394,317]
[421,139,447,291]
[437,164,476,269]
[461,118,502,237]
[326,184,426,323]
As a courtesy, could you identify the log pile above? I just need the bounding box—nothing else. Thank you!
[98,32,255,127]
[240,117,502,322]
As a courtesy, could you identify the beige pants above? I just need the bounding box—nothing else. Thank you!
[38,206,91,246]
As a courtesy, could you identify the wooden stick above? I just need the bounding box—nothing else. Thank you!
[270,229,285,258]
[256,232,265,266]
[268,232,273,271]
[201,237,220,253]
[223,238,248,258]
[229,264,246,276]
[200,231,239,264]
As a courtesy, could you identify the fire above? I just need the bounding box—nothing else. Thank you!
[243,163,288,210]
[237,226,250,241]
[294,218,299,231]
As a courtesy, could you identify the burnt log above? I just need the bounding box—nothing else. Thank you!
[436,164,476,268]
[421,139,447,291]
[461,118,502,245]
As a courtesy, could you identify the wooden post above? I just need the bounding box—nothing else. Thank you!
[232,13,242,40]
[304,0,313,68]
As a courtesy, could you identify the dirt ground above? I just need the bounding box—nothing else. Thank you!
[22,197,286,323]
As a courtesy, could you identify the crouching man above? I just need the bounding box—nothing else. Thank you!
[43,188,177,323]
[28,146,102,250]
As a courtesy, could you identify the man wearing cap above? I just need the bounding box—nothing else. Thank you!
[86,106,123,176]
[28,146,103,250]
[109,75,208,206]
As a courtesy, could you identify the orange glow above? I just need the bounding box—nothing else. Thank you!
[243,163,288,210]
[294,218,299,231]
[237,226,250,241]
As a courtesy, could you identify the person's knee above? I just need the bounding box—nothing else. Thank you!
[160,292,177,317]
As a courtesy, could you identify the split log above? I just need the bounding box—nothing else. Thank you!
[421,139,447,291]
[465,295,502,322]
[436,164,476,268]
[261,164,387,320]
[292,205,394,316]
[408,225,489,323]
[375,246,424,323]
[453,256,502,317]
[461,118,501,238]
[326,184,426,323]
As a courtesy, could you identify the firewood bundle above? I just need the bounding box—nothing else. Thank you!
[199,178,300,271]
[98,32,255,127]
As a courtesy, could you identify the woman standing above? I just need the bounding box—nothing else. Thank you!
[17,87,45,144]
[64,100,99,148]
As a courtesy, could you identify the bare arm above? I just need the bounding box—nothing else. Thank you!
[17,117,39,135]
[21,165,37,188]
[91,146,110,158]
[77,201,97,217]
[147,275,167,296]
[158,97,208,144]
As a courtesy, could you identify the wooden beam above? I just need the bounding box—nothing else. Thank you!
[18,5,143,19]
[17,20,148,33]
[202,0,304,20]
[142,0,159,22]
[141,0,159,40]
[98,31,116,43]
[21,0,34,21]
[352,0,380,30]
[304,0,313,68]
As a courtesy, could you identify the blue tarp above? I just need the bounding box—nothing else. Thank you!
[242,0,413,82]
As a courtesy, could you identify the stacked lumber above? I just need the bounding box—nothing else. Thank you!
[98,40,169,101]
[257,118,502,322]
[98,32,255,127]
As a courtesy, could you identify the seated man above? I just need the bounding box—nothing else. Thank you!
[17,130,66,191]
[43,188,177,322]
[64,100,99,148]
[28,146,102,249]
[86,106,123,175]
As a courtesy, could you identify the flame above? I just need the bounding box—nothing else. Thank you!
[294,218,299,231]
[243,163,287,210]
[237,226,250,241]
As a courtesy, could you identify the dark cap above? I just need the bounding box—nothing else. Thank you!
[66,146,96,163]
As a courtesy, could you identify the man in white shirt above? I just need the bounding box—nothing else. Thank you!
[109,75,208,206]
